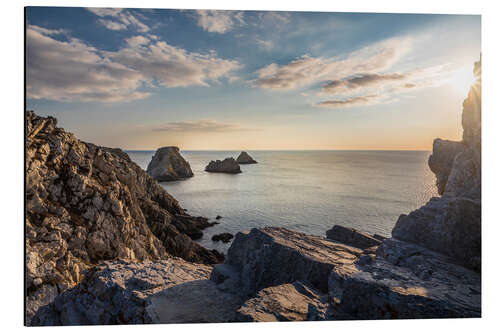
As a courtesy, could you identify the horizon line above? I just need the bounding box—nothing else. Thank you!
[122,148,432,152]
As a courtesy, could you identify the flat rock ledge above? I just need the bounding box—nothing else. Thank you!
[236,151,257,164]
[326,225,381,250]
[205,158,241,174]
[146,146,193,182]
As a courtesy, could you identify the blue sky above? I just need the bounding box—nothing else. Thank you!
[26,7,481,150]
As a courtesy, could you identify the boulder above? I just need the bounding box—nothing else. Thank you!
[31,259,242,325]
[205,158,241,174]
[392,196,481,271]
[212,233,234,243]
[146,146,193,182]
[25,111,222,325]
[214,227,362,296]
[325,225,381,249]
[328,238,481,319]
[236,151,257,164]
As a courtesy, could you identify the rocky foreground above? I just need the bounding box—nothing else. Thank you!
[28,58,481,325]
[25,112,223,325]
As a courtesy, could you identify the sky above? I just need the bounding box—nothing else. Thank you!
[26,7,481,150]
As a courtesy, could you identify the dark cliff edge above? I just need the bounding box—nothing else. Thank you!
[28,58,481,325]
[25,111,222,324]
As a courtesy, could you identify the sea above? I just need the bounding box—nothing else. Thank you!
[127,150,437,253]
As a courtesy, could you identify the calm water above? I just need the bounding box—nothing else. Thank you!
[127,150,437,253]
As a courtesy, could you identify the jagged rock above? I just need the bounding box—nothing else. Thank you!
[326,225,381,250]
[25,111,222,325]
[392,196,480,271]
[212,233,234,243]
[236,151,257,164]
[216,215,222,220]
[146,146,193,182]
[428,139,466,195]
[215,227,362,296]
[172,214,218,240]
[328,238,481,319]
[236,282,330,322]
[31,259,242,325]
[205,158,241,174]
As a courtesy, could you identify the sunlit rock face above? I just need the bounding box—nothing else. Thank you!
[146,146,194,182]
[393,57,481,271]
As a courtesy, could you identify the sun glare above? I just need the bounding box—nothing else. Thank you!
[448,66,476,96]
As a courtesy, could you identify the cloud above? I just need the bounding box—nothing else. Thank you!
[254,37,411,90]
[315,94,387,109]
[258,12,291,25]
[194,10,245,33]
[87,7,150,32]
[105,37,241,88]
[153,120,252,133]
[26,25,241,102]
[97,19,127,31]
[256,38,273,50]
[321,73,408,94]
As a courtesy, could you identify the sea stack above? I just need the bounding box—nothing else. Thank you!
[147,146,193,182]
[205,157,241,174]
[236,151,258,164]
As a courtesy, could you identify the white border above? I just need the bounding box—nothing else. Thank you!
[2,0,499,332]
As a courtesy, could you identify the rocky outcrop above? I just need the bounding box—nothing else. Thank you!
[146,146,193,182]
[212,228,362,296]
[392,58,481,271]
[25,111,222,325]
[31,259,243,325]
[205,158,241,174]
[326,225,381,250]
[212,232,234,243]
[236,151,257,164]
[328,238,480,319]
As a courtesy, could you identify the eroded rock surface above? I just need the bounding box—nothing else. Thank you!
[146,146,193,182]
[32,259,242,325]
[326,225,381,250]
[236,151,257,164]
[25,111,222,325]
[205,158,241,174]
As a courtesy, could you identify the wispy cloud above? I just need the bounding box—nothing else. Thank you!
[87,7,150,32]
[26,25,240,102]
[194,10,245,34]
[315,94,387,108]
[153,120,253,133]
[254,37,412,90]
[256,38,273,50]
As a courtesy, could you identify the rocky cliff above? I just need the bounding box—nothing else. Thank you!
[392,57,481,271]
[25,111,222,324]
[146,146,193,182]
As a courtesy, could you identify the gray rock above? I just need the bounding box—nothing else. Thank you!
[205,158,241,174]
[428,139,466,195]
[146,146,193,182]
[212,232,234,243]
[220,227,362,296]
[328,238,481,319]
[25,111,222,325]
[392,196,481,271]
[31,259,242,325]
[325,225,381,250]
[236,282,330,322]
[236,151,257,164]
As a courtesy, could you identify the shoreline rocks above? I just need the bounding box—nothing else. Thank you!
[146,146,193,182]
[325,225,381,250]
[205,158,241,174]
[212,233,234,243]
[236,151,257,164]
